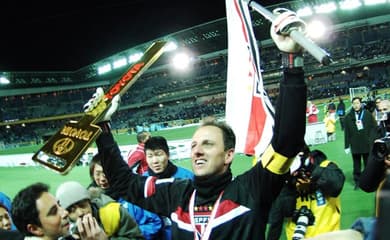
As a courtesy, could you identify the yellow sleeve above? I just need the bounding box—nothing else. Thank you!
[99,202,120,237]
[261,145,295,174]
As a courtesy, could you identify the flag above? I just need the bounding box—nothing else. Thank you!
[225,0,274,156]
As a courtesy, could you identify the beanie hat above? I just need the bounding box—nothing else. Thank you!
[56,181,90,210]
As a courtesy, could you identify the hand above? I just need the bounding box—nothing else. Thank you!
[295,177,312,196]
[83,87,120,121]
[83,87,105,113]
[76,214,108,240]
[270,8,306,53]
[344,148,351,154]
[102,95,120,121]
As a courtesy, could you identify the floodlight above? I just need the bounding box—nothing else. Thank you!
[0,76,10,85]
[97,64,112,75]
[172,52,191,70]
[129,53,143,64]
[363,0,386,5]
[164,41,178,52]
[339,0,362,9]
[314,2,337,13]
[297,6,313,17]
[307,20,327,39]
[113,58,127,69]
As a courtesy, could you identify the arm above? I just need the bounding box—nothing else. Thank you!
[311,162,345,197]
[247,10,307,208]
[97,122,190,217]
[359,147,387,192]
[96,122,145,202]
[119,199,163,239]
[261,9,307,173]
[344,114,351,149]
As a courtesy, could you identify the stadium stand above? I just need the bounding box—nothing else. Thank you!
[0,1,389,149]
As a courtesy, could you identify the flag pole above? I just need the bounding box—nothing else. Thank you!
[248,1,332,66]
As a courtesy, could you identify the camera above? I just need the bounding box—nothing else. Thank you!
[292,206,315,240]
[373,137,390,159]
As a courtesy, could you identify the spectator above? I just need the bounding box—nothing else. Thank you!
[344,97,377,190]
[128,131,151,175]
[327,98,336,113]
[324,110,337,141]
[89,155,163,240]
[336,97,346,131]
[359,99,390,194]
[306,101,320,123]
[56,181,144,239]
[11,183,76,240]
[0,192,15,231]
[142,136,194,239]
[143,136,194,180]
[372,97,383,126]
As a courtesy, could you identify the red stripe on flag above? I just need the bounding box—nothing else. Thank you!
[244,97,267,155]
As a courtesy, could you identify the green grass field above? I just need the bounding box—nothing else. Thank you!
[0,111,376,239]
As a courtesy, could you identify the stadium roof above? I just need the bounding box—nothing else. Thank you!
[0,0,389,94]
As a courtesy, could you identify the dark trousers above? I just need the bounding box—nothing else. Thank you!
[352,153,369,184]
[339,116,345,131]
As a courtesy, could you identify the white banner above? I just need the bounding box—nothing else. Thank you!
[225,0,274,156]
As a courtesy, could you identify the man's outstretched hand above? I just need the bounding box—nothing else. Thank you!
[83,87,120,122]
[270,8,305,53]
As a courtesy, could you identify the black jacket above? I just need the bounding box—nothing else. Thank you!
[98,68,306,240]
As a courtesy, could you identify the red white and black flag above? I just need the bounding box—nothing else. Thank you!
[225,0,274,157]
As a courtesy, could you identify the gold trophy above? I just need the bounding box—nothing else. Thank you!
[32,41,167,174]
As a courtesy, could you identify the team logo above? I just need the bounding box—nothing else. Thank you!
[53,137,75,155]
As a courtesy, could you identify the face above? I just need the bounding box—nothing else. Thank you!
[67,199,93,223]
[29,192,70,239]
[377,100,389,114]
[191,125,234,177]
[0,206,12,230]
[352,98,362,112]
[375,99,381,109]
[378,100,390,131]
[146,149,169,174]
[93,164,109,189]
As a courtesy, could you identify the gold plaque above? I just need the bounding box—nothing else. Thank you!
[32,41,167,174]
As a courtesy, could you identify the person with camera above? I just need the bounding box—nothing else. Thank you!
[359,99,390,193]
[356,99,390,240]
[282,150,345,239]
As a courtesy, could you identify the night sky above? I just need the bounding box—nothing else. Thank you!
[0,0,281,71]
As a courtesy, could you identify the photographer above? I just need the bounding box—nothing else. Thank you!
[267,148,345,240]
[284,149,345,239]
[359,99,390,193]
[355,99,390,240]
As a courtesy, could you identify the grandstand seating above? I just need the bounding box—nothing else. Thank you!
[1,15,390,149]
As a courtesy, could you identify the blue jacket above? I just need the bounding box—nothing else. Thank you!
[143,166,194,239]
[118,198,163,240]
[88,183,163,240]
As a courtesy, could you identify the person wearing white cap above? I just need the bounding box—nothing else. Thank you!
[56,181,144,240]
